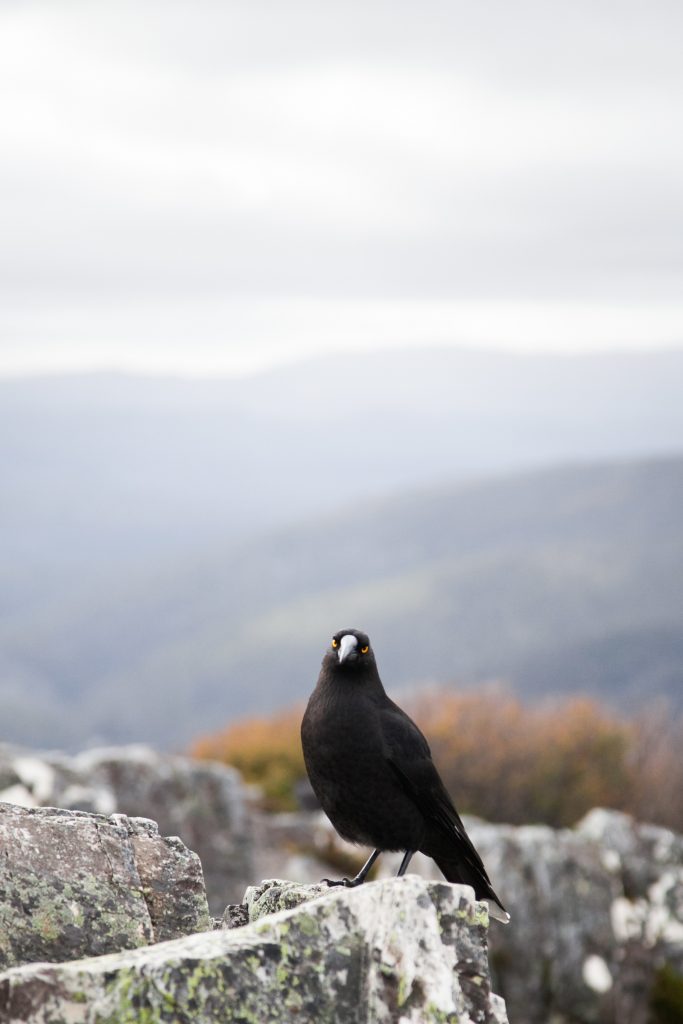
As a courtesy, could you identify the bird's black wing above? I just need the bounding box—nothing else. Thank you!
[378,699,488,875]
[378,698,508,917]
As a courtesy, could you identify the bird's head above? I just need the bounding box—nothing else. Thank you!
[324,628,376,672]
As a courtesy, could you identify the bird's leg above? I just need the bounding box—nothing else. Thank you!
[322,848,381,888]
[397,850,415,877]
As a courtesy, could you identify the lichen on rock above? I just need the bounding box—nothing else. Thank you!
[0,803,211,972]
[0,742,254,914]
[0,876,508,1023]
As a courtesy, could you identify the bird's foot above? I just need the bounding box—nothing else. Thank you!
[321,876,364,888]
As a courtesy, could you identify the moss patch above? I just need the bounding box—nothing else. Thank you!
[651,964,683,1024]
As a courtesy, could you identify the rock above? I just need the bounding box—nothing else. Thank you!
[469,821,620,1024]
[242,878,332,922]
[0,877,508,1024]
[221,903,249,929]
[0,803,211,971]
[469,811,683,1024]
[252,808,382,885]
[219,879,332,930]
[577,807,683,900]
[0,743,253,914]
[248,808,683,1024]
[3,740,681,1024]
[576,808,683,1022]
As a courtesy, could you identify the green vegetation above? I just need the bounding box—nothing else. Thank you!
[651,965,683,1024]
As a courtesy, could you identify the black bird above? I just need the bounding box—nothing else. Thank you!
[301,628,509,923]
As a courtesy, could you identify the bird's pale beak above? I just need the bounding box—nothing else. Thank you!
[338,634,358,664]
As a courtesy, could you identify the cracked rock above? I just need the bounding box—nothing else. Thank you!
[0,803,211,970]
[0,743,254,914]
[0,876,508,1024]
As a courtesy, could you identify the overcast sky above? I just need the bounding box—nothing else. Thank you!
[1,0,682,376]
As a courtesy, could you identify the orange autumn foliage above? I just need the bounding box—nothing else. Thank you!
[191,707,306,811]
[411,690,631,827]
[189,688,683,830]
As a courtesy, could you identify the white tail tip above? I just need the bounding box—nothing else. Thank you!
[487,901,511,924]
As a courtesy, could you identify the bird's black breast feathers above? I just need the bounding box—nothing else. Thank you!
[301,667,427,850]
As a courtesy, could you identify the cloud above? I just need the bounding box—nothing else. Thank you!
[1,0,682,372]
[2,295,683,377]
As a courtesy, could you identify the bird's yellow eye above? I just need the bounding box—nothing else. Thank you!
[331,638,338,648]
[361,645,369,654]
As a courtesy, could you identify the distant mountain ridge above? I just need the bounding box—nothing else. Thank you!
[1,452,681,749]
[2,347,682,603]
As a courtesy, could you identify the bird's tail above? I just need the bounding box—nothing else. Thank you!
[433,853,510,924]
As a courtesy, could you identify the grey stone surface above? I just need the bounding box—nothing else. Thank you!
[220,903,249,929]
[470,821,620,1024]
[3,740,681,1024]
[0,743,253,913]
[0,803,211,971]
[577,808,683,1021]
[0,876,507,1024]
[243,878,333,922]
[247,808,683,1024]
[470,810,683,1024]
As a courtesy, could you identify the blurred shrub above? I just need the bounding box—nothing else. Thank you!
[626,700,683,834]
[190,707,305,811]
[411,689,631,827]
[190,688,683,831]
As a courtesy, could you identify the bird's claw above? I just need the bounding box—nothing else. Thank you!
[321,877,352,887]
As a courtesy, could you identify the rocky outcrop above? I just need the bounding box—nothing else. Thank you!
[464,810,683,1024]
[0,803,211,972]
[0,744,253,913]
[576,809,683,1024]
[251,808,683,1024]
[0,876,508,1024]
[361,811,682,1024]
[469,818,622,1024]
[3,741,682,1023]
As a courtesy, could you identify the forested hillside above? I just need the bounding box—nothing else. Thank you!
[1,453,680,749]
